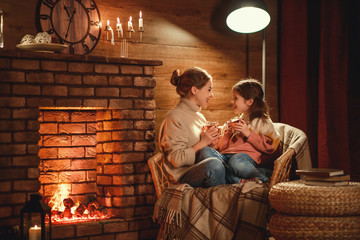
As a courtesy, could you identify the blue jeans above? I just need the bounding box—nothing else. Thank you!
[180,157,226,188]
[197,147,271,184]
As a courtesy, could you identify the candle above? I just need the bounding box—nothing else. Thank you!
[29,225,41,240]
[128,16,133,32]
[110,27,114,45]
[116,17,123,38]
[139,11,143,31]
[106,20,110,40]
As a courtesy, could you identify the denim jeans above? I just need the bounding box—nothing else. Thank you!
[179,157,226,188]
[197,147,271,183]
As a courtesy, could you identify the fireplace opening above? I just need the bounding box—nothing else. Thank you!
[38,107,107,224]
[38,107,144,224]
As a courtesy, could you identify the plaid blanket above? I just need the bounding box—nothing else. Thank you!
[153,182,269,240]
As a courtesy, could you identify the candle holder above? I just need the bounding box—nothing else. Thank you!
[20,194,52,240]
[138,29,144,42]
[120,38,128,58]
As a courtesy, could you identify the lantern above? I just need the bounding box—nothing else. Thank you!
[20,194,52,240]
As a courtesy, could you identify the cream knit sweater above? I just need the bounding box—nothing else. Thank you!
[159,98,207,183]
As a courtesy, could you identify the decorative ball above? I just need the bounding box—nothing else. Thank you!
[35,32,52,43]
[20,34,36,44]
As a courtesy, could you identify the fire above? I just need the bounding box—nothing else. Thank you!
[48,184,71,213]
[47,184,109,224]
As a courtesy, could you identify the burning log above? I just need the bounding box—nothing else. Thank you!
[75,194,106,217]
[62,198,75,218]
[63,198,75,208]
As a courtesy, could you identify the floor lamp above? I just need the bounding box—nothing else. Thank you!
[225,0,270,99]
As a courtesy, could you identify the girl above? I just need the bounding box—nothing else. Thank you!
[199,78,280,183]
[159,67,226,188]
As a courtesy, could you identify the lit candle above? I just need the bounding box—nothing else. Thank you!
[29,225,41,240]
[128,16,133,32]
[116,17,123,38]
[139,11,143,31]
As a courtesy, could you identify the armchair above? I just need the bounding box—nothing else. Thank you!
[148,123,311,239]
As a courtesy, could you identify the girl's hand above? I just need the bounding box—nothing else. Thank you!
[232,119,251,137]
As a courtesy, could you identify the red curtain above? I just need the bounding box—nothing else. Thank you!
[279,0,360,179]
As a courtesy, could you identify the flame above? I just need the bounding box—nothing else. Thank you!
[48,184,71,212]
[47,184,109,224]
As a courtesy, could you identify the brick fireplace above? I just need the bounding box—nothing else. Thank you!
[0,50,162,239]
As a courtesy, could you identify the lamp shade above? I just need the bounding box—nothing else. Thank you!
[226,0,270,33]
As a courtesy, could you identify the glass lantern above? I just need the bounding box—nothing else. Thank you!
[20,194,52,240]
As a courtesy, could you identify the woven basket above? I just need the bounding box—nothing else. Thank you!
[269,181,360,216]
[269,213,360,240]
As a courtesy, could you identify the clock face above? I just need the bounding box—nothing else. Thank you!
[36,0,101,55]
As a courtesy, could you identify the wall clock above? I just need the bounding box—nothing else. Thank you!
[36,0,101,55]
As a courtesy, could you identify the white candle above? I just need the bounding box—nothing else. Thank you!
[139,11,143,31]
[128,16,133,31]
[110,28,114,45]
[29,225,41,240]
[116,17,123,38]
[106,20,110,40]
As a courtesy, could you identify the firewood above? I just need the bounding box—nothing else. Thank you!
[63,198,75,208]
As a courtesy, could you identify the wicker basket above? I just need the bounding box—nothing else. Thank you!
[269,181,360,216]
[269,213,360,240]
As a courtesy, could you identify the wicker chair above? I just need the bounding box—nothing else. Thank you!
[148,122,311,199]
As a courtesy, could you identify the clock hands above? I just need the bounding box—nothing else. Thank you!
[64,5,76,40]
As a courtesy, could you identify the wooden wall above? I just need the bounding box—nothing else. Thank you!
[0,0,278,143]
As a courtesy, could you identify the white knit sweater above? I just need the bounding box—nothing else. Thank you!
[159,98,207,182]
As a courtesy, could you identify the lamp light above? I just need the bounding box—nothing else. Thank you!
[225,0,270,98]
[226,0,270,33]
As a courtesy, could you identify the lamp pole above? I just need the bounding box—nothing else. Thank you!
[262,29,266,99]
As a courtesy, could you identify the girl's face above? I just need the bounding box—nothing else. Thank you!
[232,90,253,114]
[191,79,214,108]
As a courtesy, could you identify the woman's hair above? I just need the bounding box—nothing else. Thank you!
[170,67,212,98]
[233,78,269,121]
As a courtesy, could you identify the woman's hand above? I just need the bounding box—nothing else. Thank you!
[192,126,220,153]
[201,126,220,146]
[231,119,251,138]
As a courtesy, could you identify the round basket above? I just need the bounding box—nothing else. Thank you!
[269,213,360,240]
[269,181,360,216]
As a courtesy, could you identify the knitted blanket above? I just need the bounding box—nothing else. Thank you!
[274,123,312,170]
[153,182,269,240]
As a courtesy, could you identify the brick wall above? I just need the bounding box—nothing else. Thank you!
[38,109,97,205]
[0,50,162,239]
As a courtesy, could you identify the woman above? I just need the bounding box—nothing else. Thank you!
[159,67,226,188]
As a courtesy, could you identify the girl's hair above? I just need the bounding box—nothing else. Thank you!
[233,79,269,121]
[170,67,212,98]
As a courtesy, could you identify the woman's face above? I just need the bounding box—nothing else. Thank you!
[192,79,214,108]
[232,90,252,114]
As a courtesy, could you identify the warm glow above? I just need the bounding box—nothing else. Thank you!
[48,184,71,213]
[107,19,110,26]
[117,17,120,24]
[47,184,108,224]
[140,11,142,19]
[226,7,270,33]
[129,16,132,22]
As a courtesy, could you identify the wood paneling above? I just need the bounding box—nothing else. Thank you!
[1,0,278,146]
